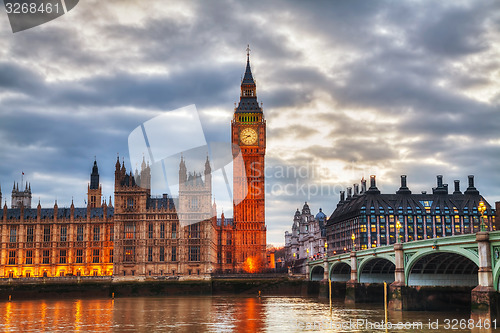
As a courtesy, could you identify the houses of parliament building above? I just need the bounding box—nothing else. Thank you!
[0,52,267,280]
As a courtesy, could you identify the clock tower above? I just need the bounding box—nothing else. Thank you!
[232,47,267,272]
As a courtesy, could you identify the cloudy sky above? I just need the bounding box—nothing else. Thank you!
[0,0,499,245]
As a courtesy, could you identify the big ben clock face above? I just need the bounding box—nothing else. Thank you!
[240,128,258,145]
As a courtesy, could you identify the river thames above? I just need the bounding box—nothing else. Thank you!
[0,295,485,332]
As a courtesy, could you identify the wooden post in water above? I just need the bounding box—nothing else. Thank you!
[328,278,332,314]
[384,282,388,333]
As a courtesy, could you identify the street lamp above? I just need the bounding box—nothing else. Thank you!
[478,201,487,231]
[351,233,356,251]
[324,242,328,257]
[306,248,309,259]
[396,220,402,243]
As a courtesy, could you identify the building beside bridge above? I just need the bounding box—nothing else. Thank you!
[326,175,496,254]
[284,202,327,266]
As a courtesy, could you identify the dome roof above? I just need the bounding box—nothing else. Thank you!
[315,208,326,220]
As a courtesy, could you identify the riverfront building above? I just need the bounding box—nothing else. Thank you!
[326,175,496,254]
[284,202,327,263]
[0,51,267,279]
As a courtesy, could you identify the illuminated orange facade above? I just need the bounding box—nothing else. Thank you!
[0,161,113,278]
[231,49,267,271]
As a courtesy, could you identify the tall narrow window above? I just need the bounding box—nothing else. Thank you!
[42,250,50,264]
[43,226,51,242]
[171,223,177,239]
[148,247,153,262]
[60,225,67,242]
[160,223,165,239]
[93,249,100,263]
[110,249,113,263]
[76,249,83,263]
[10,227,17,243]
[148,223,153,239]
[93,226,100,241]
[59,250,67,264]
[77,225,84,241]
[171,246,177,261]
[8,251,16,265]
[26,226,34,243]
[159,247,165,262]
[25,250,33,264]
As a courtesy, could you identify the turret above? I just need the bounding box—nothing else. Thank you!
[88,159,102,208]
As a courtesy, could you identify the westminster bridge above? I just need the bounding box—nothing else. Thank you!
[308,231,500,321]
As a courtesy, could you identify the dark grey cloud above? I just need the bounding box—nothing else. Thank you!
[1,0,499,245]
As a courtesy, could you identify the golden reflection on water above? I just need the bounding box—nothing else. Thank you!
[0,296,474,332]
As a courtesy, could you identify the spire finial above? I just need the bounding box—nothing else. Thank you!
[246,44,250,60]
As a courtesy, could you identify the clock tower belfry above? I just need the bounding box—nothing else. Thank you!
[232,47,267,272]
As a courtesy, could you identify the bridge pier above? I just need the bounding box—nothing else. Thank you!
[471,232,498,322]
[345,251,359,304]
[389,242,407,311]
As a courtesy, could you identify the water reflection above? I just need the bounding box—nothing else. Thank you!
[0,296,481,332]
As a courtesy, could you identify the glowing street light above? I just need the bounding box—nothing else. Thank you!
[478,201,487,231]
[351,233,356,251]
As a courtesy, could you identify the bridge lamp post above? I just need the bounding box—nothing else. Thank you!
[351,233,356,251]
[478,201,487,232]
[306,248,310,259]
[324,242,328,257]
[396,220,402,243]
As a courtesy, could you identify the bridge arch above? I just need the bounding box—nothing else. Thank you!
[358,257,395,283]
[310,265,324,281]
[493,260,500,292]
[406,251,478,286]
[329,262,351,282]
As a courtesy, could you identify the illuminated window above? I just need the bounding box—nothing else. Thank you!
[42,250,50,264]
[93,249,100,263]
[59,250,67,264]
[110,249,113,263]
[76,249,83,263]
[8,251,16,265]
[125,223,135,239]
[124,247,134,262]
[25,250,33,264]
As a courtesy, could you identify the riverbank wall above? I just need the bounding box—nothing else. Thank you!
[0,276,314,301]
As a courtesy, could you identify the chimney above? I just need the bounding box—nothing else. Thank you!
[464,175,479,195]
[347,187,352,198]
[361,179,367,193]
[396,175,411,194]
[366,175,381,194]
[437,175,443,188]
[454,180,461,194]
[340,191,345,202]
[354,184,359,195]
